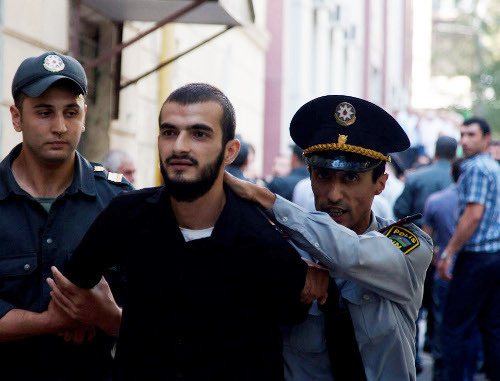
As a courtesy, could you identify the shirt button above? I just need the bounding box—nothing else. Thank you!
[24,264,31,271]
[282,216,288,222]
[314,242,320,248]
[363,294,370,301]
[46,238,53,244]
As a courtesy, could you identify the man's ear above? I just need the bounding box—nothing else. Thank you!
[374,173,388,195]
[10,105,22,132]
[224,139,241,165]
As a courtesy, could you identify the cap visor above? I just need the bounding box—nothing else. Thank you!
[305,155,382,172]
[21,75,84,97]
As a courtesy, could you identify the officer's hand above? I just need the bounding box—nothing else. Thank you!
[47,267,122,337]
[58,326,96,345]
[301,258,329,305]
[224,171,276,209]
[437,256,453,281]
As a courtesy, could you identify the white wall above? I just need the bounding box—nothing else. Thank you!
[411,0,433,108]
[0,0,69,158]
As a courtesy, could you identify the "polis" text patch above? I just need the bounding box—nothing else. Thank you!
[384,226,420,254]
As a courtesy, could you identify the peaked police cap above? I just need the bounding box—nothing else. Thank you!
[290,95,410,172]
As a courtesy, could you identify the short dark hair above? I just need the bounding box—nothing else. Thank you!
[435,136,457,160]
[13,91,26,112]
[463,117,491,136]
[371,161,386,183]
[451,157,465,183]
[161,83,236,145]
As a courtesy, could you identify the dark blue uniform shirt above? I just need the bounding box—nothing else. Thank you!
[0,143,133,380]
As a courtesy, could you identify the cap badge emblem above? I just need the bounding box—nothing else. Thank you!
[43,55,65,72]
[334,102,356,126]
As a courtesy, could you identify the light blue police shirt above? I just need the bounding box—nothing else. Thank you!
[268,196,432,381]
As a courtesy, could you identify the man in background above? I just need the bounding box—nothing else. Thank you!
[225,136,249,180]
[267,145,309,201]
[421,158,481,380]
[488,139,500,163]
[101,149,137,185]
[394,135,457,221]
[438,117,500,381]
[394,135,457,366]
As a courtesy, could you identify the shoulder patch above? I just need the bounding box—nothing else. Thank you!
[107,172,123,183]
[384,226,420,254]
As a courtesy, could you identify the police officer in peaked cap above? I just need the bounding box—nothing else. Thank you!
[225,95,433,380]
[0,51,133,380]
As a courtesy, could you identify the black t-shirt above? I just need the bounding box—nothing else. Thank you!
[67,186,308,380]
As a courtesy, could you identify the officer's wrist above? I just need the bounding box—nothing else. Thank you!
[255,186,276,210]
[441,250,454,260]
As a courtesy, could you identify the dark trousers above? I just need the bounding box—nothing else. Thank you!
[432,277,481,381]
[441,251,500,381]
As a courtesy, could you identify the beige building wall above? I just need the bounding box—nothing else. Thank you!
[109,16,268,188]
[167,22,268,178]
[110,22,163,189]
[1,1,268,188]
[0,0,69,158]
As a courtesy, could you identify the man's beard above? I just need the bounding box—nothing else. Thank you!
[160,149,224,202]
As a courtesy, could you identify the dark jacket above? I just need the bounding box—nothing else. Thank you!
[394,160,452,223]
[267,166,309,201]
[67,186,309,380]
[0,144,132,380]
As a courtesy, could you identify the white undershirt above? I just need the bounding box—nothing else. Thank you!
[179,226,214,242]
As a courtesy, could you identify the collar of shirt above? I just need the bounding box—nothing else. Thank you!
[144,184,249,248]
[463,152,491,168]
[435,159,451,168]
[0,143,97,200]
[364,211,379,233]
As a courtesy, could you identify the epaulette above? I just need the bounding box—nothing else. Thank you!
[377,213,422,234]
[92,164,124,184]
[379,214,422,255]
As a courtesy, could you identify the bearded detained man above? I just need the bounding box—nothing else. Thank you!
[47,83,329,380]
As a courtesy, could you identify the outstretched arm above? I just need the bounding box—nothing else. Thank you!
[224,171,276,209]
[225,172,432,303]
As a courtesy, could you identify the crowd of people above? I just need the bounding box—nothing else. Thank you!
[0,50,498,381]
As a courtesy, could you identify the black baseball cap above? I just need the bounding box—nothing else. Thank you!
[12,51,87,98]
[290,95,410,172]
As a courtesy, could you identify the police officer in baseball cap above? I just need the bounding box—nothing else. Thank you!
[0,51,132,380]
[224,95,432,380]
